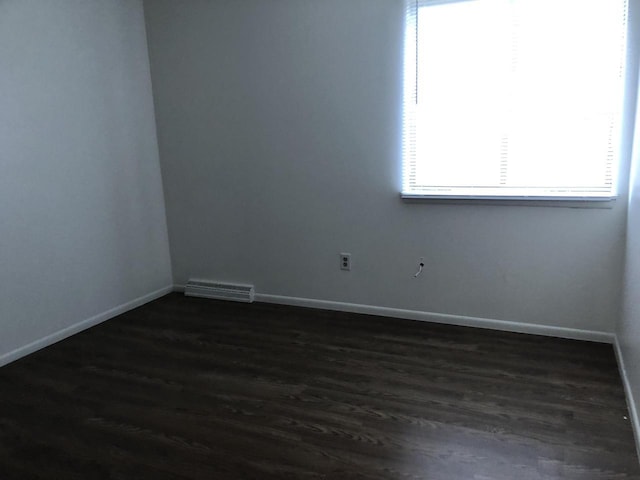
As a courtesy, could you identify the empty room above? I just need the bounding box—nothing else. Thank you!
[2,0,640,478]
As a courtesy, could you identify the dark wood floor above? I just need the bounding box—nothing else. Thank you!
[0,293,638,479]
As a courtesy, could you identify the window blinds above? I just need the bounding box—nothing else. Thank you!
[402,0,628,200]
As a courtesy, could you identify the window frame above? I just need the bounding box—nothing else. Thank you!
[401,0,628,207]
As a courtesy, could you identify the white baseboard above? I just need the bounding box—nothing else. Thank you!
[614,336,640,462]
[0,285,174,368]
[252,293,614,344]
[172,284,614,343]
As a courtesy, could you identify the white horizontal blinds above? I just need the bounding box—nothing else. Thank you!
[415,0,510,191]
[403,0,628,198]
[402,0,418,194]
[506,0,626,195]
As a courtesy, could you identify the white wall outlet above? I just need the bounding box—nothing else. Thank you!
[340,253,351,271]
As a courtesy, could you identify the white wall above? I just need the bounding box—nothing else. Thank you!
[0,0,172,360]
[620,135,640,453]
[619,30,640,449]
[145,0,634,333]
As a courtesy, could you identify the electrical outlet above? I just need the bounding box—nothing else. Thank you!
[340,253,351,271]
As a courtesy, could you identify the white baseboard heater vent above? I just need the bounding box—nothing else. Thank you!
[184,280,255,303]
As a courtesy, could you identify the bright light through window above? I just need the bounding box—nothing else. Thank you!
[402,0,628,200]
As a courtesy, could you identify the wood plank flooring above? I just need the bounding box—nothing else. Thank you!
[0,293,638,479]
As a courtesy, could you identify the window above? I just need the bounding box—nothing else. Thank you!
[402,0,628,201]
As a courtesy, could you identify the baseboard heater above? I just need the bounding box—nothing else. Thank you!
[184,280,255,303]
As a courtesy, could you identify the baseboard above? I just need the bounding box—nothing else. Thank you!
[250,293,614,344]
[174,284,614,342]
[614,336,640,462]
[0,285,174,368]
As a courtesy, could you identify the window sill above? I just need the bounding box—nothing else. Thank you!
[400,194,618,209]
